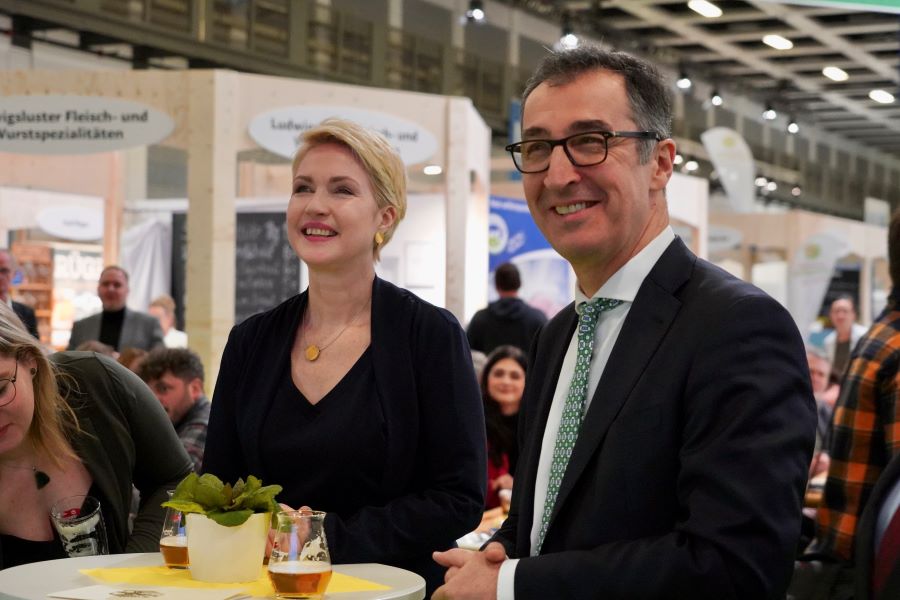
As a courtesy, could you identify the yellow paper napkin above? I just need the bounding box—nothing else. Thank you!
[81,565,390,596]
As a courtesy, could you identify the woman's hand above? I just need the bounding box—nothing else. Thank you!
[267,504,314,558]
[490,474,513,491]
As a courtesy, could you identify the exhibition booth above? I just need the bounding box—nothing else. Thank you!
[0,69,491,385]
[709,210,888,340]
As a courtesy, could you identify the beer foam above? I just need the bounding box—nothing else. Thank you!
[269,561,331,575]
[160,535,188,547]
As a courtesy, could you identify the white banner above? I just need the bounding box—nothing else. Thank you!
[248,106,438,166]
[701,127,756,213]
[789,232,847,336]
[0,95,174,154]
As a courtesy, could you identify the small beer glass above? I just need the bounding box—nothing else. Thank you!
[49,495,108,557]
[268,510,332,599]
[159,490,189,568]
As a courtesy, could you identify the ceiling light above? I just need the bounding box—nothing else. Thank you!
[763,34,793,51]
[869,89,895,104]
[763,105,777,120]
[676,72,692,90]
[465,0,485,22]
[684,160,699,172]
[787,119,799,134]
[559,13,578,50]
[710,89,723,107]
[822,66,849,82]
[791,186,802,197]
[766,181,777,191]
[674,154,684,165]
[755,177,768,187]
[423,165,442,175]
[688,0,723,18]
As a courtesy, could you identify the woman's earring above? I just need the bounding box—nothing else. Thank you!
[30,368,36,376]
[374,231,385,245]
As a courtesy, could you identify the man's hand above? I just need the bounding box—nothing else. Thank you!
[432,542,507,600]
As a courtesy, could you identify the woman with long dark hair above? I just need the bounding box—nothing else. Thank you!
[481,345,526,509]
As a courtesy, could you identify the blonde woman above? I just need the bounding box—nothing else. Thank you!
[0,302,191,568]
[203,119,485,593]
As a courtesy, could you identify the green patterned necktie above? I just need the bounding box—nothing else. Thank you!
[535,297,622,554]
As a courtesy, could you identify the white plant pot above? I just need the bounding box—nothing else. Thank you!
[185,512,269,583]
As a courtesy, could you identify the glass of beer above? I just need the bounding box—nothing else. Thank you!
[159,490,189,568]
[49,495,108,557]
[267,510,332,599]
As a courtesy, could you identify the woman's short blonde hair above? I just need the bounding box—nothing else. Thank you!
[292,118,407,260]
[0,303,79,467]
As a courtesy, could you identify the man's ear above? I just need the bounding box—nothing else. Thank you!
[650,138,676,192]
[188,378,204,401]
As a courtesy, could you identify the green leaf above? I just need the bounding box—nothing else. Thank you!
[161,499,205,514]
[160,472,280,527]
[207,508,254,527]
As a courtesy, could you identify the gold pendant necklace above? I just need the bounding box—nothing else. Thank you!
[304,298,371,362]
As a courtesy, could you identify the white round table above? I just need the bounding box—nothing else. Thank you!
[0,552,425,600]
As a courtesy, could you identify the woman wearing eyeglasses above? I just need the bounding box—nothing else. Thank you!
[0,302,192,569]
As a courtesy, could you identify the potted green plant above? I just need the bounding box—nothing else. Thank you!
[162,473,282,583]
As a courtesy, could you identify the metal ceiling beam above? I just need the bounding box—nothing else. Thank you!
[607,0,900,154]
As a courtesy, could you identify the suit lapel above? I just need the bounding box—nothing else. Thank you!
[547,239,693,529]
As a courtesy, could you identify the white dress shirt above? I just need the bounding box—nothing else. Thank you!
[497,227,675,600]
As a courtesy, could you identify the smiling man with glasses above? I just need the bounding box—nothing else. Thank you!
[434,45,816,600]
[0,250,38,340]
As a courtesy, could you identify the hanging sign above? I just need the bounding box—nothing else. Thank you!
[0,95,174,154]
[701,127,756,213]
[36,206,104,241]
[248,106,438,165]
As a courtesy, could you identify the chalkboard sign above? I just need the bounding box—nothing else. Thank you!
[234,213,302,323]
[171,213,302,326]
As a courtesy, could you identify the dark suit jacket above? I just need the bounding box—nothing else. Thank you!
[203,277,486,593]
[492,238,816,599]
[856,451,900,600]
[11,300,38,339]
[67,307,164,351]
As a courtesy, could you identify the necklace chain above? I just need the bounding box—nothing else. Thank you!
[0,460,51,490]
[304,298,371,361]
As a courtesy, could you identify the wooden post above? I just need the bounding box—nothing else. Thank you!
[185,70,238,398]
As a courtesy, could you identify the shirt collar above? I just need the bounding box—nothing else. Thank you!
[575,226,676,312]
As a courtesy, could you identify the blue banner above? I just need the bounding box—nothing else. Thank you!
[488,195,574,319]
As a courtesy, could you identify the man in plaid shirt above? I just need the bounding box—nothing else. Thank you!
[138,347,211,472]
[810,209,900,562]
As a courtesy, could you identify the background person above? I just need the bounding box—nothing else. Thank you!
[467,262,547,355]
[434,45,815,600]
[67,266,164,353]
[808,206,900,567]
[481,345,526,510]
[202,118,485,595]
[0,250,38,340]
[138,347,209,473]
[148,295,188,349]
[824,295,868,378]
[0,302,192,569]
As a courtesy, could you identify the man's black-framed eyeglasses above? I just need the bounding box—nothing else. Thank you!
[505,130,662,174]
[0,359,18,408]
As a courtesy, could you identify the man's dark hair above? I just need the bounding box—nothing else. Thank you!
[522,45,673,163]
[494,263,521,292]
[138,347,204,384]
[890,205,900,288]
